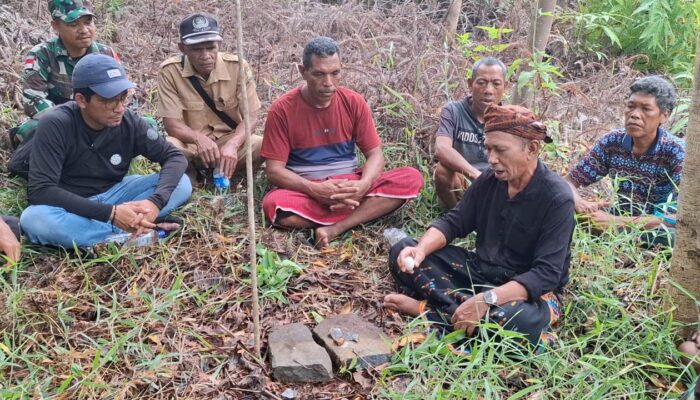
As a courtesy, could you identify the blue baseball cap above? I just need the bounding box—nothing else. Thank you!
[72,54,135,99]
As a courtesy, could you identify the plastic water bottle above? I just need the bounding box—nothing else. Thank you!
[213,168,230,190]
[105,229,167,247]
[383,227,408,247]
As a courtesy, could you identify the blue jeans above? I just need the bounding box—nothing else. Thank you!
[21,174,192,248]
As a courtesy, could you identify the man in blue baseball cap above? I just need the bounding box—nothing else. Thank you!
[20,54,192,249]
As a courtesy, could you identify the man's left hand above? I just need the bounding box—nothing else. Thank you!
[220,141,240,179]
[451,293,489,335]
[331,179,372,202]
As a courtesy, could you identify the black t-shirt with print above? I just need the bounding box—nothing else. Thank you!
[436,96,490,172]
[28,102,186,222]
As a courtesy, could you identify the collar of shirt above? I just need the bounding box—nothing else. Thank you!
[181,53,230,85]
[53,37,100,60]
[622,127,665,156]
[500,160,546,202]
[461,96,483,127]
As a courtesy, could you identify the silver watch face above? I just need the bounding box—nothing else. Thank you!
[484,290,497,305]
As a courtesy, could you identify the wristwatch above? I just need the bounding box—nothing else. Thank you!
[483,290,498,306]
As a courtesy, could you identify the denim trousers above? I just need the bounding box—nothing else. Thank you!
[20,174,191,248]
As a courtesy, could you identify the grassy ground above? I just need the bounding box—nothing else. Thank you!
[0,0,697,398]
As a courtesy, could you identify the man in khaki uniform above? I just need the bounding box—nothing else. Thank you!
[157,13,261,182]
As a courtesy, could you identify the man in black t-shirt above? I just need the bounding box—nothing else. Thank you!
[386,105,574,349]
[20,54,191,248]
[434,57,507,209]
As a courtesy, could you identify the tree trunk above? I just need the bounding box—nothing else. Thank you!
[669,33,700,336]
[444,0,462,41]
[511,0,555,108]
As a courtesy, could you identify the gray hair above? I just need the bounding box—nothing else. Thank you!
[471,57,507,80]
[629,75,677,113]
[302,36,340,69]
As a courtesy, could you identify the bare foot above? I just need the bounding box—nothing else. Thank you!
[384,293,422,317]
[679,330,700,373]
[314,225,338,248]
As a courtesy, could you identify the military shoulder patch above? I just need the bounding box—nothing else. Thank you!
[159,55,184,69]
[222,53,240,62]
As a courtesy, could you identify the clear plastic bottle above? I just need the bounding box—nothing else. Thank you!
[105,229,167,247]
[213,167,230,190]
[383,227,408,247]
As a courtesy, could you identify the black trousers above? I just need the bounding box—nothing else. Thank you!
[388,237,561,347]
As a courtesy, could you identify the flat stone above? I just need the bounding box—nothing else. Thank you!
[312,314,392,369]
[268,323,333,383]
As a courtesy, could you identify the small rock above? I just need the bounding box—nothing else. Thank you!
[313,314,391,369]
[269,323,333,383]
[330,327,345,345]
[281,388,298,399]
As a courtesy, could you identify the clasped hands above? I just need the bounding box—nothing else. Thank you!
[112,199,160,235]
[195,133,240,178]
[396,246,488,335]
[312,179,371,211]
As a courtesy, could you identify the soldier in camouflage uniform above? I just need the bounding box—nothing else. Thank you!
[10,0,118,147]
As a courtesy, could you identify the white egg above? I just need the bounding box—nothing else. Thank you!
[404,256,415,273]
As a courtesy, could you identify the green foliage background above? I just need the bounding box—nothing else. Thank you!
[575,0,700,87]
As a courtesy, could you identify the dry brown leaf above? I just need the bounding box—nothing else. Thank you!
[312,260,328,268]
[147,335,162,348]
[353,370,372,390]
[340,249,353,262]
[648,375,667,389]
[391,332,427,352]
[215,233,235,244]
[670,382,688,394]
[338,302,353,314]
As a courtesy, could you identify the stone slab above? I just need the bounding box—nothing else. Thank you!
[269,323,333,383]
[312,313,392,369]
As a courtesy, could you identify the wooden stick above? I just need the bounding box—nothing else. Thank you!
[234,0,261,360]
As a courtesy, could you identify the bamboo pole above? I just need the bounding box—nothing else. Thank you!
[234,0,261,360]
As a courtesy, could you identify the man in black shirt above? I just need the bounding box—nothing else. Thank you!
[434,57,507,209]
[20,54,191,248]
[386,104,575,347]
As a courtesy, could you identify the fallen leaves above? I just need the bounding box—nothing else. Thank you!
[391,332,427,352]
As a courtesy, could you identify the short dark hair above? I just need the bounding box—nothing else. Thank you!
[471,57,507,80]
[629,75,677,113]
[73,87,95,101]
[302,36,340,69]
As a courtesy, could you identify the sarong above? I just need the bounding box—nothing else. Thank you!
[263,166,424,225]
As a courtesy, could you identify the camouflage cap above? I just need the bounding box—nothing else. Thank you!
[48,0,94,23]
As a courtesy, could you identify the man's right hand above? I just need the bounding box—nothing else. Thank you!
[194,134,220,168]
[396,246,426,273]
[113,204,157,233]
[0,228,20,263]
[575,198,611,214]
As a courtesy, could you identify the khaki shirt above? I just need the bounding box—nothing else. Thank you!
[157,52,261,140]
